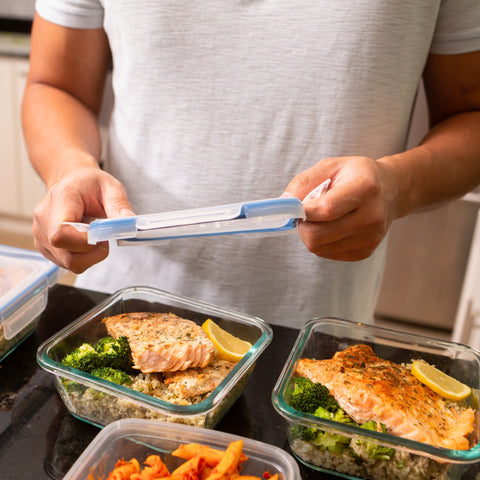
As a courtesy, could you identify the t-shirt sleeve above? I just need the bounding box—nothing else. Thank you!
[430,0,480,54]
[35,0,104,29]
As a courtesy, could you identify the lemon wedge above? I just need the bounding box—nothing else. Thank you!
[202,318,252,362]
[411,361,471,401]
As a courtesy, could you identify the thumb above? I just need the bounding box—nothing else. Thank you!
[102,180,136,219]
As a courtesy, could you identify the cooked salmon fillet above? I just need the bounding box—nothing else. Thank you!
[296,344,476,450]
[163,357,236,399]
[102,312,215,373]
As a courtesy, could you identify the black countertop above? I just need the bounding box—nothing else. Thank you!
[0,284,479,480]
[0,284,323,480]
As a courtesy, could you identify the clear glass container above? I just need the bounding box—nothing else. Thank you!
[272,318,480,480]
[38,286,272,429]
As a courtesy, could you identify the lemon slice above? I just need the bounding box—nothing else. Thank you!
[202,318,252,362]
[411,361,471,401]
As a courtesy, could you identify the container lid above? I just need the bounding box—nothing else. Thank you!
[63,418,301,480]
[0,245,62,339]
[65,197,306,245]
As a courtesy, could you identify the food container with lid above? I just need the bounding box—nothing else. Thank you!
[37,286,272,429]
[63,418,301,480]
[0,244,62,362]
[64,419,301,480]
[272,318,480,480]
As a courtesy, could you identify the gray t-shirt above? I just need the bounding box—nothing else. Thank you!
[35,0,480,327]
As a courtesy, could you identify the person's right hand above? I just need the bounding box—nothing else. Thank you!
[32,166,135,273]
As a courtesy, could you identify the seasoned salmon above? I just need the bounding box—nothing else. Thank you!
[296,344,475,450]
[102,312,215,373]
[163,357,236,399]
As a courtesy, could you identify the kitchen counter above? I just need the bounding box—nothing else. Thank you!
[0,284,319,479]
[0,284,479,480]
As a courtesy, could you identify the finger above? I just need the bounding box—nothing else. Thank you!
[101,179,136,218]
[313,248,377,262]
[56,243,110,274]
[33,202,110,271]
[303,179,331,201]
[282,167,333,202]
[302,229,380,257]
[51,223,95,252]
[34,201,91,254]
[35,234,109,273]
[298,216,385,260]
[300,205,387,246]
[303,174,382,222]
[33,239,62,267]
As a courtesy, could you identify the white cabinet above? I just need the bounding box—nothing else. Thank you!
[452,207,480,348]
[0,58,18,215]
[0,55,45,219]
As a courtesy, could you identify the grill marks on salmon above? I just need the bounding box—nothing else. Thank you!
[103,312,215,373]
[296,344,476,450]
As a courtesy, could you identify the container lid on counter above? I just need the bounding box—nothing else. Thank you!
[0,245,63,340]
[65,197,306,246]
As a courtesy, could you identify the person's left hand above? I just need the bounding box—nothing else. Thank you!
[282,156,400,261]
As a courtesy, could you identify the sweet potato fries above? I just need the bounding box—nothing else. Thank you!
[104,439,279,480]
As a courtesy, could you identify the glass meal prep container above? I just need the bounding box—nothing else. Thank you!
[272,318,480,480]
[63,418,301,480]
[37,286,272,429]
[0,244,62,362]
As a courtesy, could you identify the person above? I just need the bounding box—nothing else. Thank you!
[22,1,480,328]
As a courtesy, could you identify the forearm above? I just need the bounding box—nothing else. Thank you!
[22,81,103,189]
[378,110,480,219]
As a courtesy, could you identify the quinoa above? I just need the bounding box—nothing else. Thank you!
[290,437,468,480]
[56,369,250,428]
[288,392,473,480]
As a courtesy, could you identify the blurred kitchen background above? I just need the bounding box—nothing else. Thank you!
[1,0,479,347]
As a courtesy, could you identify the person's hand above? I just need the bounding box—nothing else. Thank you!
[282,156,400,261]
[32,166,135,273]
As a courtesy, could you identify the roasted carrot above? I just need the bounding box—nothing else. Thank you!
[108,458,140,480]
[103,440,277,480]
[131,455,171,480]
[170,455,205,479]
[204,440,243,480]
[172,443,247,468]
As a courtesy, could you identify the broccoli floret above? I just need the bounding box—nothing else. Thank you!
[290,424,318,441]
[289,378,395,461]
[90,367,133,385]
[289,376,339,414]
[94,336,118,362]
[289,381,355,454]
[309,405,355,453]
[360,420,383,432]
[61,378,87,394]
[311,430,351,455]
[94,336,133,371]
[314,405,356,425]
[61,343,101,373]
[358,421,395,460]
[61,336,134,374]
